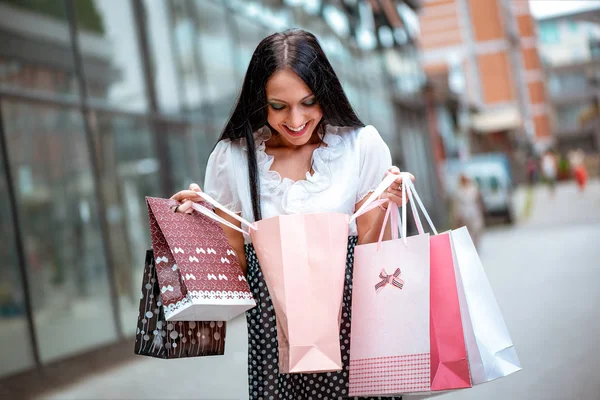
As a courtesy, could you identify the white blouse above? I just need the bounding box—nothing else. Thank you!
[203,124,392,241]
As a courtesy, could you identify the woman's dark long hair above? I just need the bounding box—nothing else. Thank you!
[219,29,363,221]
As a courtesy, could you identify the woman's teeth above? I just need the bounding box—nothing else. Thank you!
[284,123,306,132]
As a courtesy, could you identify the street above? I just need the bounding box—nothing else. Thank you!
[41,181,600,400]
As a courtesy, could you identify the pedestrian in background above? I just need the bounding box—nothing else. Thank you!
[569,149,588,192]
[452,174,485,249]
[526,155,538,187]
[541,150,558,195]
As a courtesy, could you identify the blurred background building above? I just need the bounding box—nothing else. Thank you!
[418,0,552,185]
[537,7,600,176]
[0,0,442,380]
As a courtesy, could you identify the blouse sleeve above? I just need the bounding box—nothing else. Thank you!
[356,125,393,204]
[203,139,242,213]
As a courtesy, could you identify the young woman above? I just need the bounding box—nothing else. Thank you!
[171,29,412,400]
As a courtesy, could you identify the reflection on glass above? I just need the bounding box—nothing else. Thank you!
[193,0,238,120]
[2,100,117,362]
[167,124,202,191]
[143,0,183,114]
[0,0,78,96]
[74,0,148,111]
[234,14,267,78]
[89,113,161,336]
[0,146,35,377]
[170,0,202,112]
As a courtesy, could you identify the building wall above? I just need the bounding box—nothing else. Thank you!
[537,11,600,155]
[538,17,600,66]
[419,0,552,141]
[511,0,551,139]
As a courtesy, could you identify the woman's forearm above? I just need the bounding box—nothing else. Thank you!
[358,208,392,245]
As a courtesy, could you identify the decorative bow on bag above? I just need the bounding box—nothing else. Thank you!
[375,268,404,290]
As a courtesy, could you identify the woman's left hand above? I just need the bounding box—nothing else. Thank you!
[380,166,415,208]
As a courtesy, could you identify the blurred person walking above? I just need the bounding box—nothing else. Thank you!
[570,149,588,192]
[541,150,558,195]
[452,174,485,249]
[526,156,538,187]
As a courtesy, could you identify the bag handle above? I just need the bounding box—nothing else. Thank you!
[189,203,251,237]
[349,173,397,224]
[350,172,422,248]
[170,192,257,237]
[405,178,438,235]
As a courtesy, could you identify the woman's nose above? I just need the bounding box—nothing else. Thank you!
[287,109,305,128]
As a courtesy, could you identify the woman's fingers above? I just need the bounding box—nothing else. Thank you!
[382,190,408,206]
[189,183,202,192]
[170,189,203,202]
[175,200,195,214]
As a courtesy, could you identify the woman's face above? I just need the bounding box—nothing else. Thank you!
[265,69,323,147]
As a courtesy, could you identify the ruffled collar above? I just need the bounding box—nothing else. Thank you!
[242,125,346,208]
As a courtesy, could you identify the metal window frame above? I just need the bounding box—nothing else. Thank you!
[0,97,42,368]
[64,0,124,338]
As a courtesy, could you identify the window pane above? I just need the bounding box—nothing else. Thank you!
[2,100,117,362]
[74,0,148,111]
[194,0,238,120]
[143,0,183,114]
[0,144,35,377]
[0,0,79,97]
[89,112,162,336]
[166,123,202,192]
[233,14,264,78]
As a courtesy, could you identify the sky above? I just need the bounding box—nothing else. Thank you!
[529,0,600,19]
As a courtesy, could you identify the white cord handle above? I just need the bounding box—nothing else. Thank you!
[190,203,251,237]
[405,178,438,235]
[195,192,257,231]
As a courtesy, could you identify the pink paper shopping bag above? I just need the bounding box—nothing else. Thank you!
[251,213,350,373]
[194,192,350,374]
[403,179,471,392]
[429,234,471,391]
[348,175,431,397]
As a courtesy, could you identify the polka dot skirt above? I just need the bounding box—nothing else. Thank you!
[244,236,402,400]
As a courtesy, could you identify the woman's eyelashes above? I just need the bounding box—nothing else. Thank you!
[268,99,318,111]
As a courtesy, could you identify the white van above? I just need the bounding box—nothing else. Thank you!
[464,163,514,224]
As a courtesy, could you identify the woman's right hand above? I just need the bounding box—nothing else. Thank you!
[169,183,204,214]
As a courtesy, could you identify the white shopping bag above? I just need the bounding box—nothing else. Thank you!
[450,226,522,384]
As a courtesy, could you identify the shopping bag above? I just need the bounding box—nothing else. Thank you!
[348,174,432,396]
[429,233,471,390]
[450,226,522,384]
[146,197,255,321]
[134,250,226,359]
[251,212,350,373]
[404,179,471,392]
[195,191,350,374]
[405,179,521,385]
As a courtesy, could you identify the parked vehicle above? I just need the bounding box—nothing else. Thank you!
[444,154,514,224]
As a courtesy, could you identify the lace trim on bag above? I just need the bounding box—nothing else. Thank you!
[164,290,255,314]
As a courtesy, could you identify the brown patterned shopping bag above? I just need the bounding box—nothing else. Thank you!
[134,250,226,359]
[146,197,255,321]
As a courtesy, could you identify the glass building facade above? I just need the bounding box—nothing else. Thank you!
[0,0,434,378]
